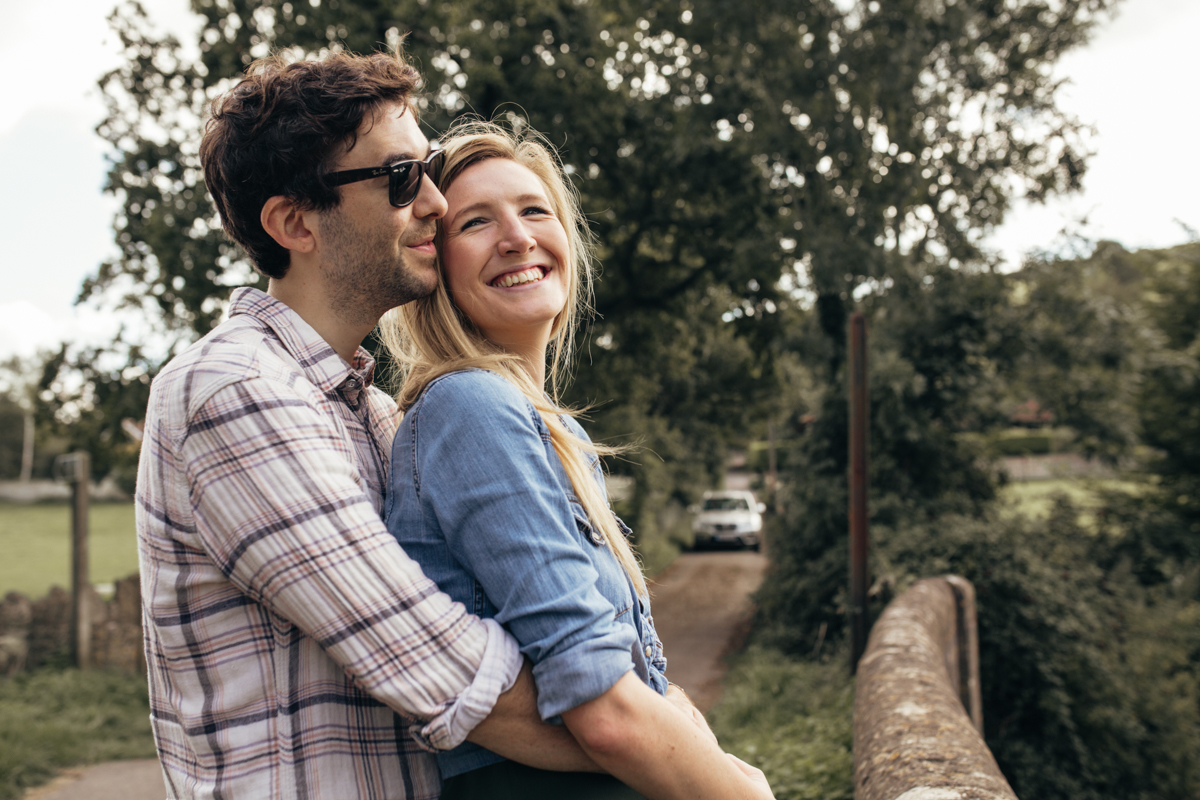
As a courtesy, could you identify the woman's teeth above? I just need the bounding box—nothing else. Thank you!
[493,267,545,288]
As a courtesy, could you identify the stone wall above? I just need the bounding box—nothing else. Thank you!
[0,573,144,675]
[853,577,1016,800]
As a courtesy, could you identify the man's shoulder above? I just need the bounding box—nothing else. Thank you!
[151,314,302,415]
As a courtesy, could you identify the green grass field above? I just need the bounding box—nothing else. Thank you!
[997,478,1141,531]
[0,503,139,598]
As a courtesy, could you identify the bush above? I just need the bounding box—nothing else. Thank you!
[709,646,854,800]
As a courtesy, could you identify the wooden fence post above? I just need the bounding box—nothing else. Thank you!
[56,452,91,669]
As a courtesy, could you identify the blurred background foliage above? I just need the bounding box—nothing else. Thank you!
[755,238,1200,798]
[7,0,1200,796]
[47,0,1107,531]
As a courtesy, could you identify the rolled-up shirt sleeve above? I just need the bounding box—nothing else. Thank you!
[409,373,636,720]
[180,376,521,749]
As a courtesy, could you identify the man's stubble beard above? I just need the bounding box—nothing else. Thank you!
[319,203,439,328]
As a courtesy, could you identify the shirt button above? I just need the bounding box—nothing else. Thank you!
[644,645,653,658]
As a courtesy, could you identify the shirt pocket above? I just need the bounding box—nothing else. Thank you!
[571,500,633,623]
[612,512,634,539]
[570,500,607,548]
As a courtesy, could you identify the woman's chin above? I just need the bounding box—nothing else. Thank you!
[470,293,567,339]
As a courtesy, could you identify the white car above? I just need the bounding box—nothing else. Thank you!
[691,490,765,551]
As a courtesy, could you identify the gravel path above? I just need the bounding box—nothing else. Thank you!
[647,551,768,712]
[23,550,767,798]
[21,759,164,800]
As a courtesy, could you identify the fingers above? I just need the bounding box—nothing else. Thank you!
[725,753,770,785]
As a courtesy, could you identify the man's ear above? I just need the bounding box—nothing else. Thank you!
[261,196,317,254]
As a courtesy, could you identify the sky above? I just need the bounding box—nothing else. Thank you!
[0,0,1197,362]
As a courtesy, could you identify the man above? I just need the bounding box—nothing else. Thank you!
[136,49,592,799]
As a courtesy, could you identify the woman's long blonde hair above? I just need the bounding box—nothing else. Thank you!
[378,119,646,596]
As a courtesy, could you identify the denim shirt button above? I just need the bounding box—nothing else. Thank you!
[644,644,653,658]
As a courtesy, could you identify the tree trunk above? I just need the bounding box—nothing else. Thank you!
[19,413,33,482]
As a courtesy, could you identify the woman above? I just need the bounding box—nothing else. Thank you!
[380,121,773,800]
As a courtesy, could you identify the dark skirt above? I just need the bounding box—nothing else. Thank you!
[439,760,649,800]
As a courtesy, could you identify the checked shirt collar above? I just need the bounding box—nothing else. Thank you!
[228,287,377,407]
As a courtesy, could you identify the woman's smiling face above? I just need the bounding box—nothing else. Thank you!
[440,157,570,352]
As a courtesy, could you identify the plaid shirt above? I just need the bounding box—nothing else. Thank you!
[136,288,521,800]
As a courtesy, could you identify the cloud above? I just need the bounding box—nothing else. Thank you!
[0,299,136,359]
[0,108,120,320]
[986,0,1200,266]
[0,301,64,358]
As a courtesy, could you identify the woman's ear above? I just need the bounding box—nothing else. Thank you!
[261,196,317,254]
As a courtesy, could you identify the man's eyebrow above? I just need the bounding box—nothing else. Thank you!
[379,142,433,167]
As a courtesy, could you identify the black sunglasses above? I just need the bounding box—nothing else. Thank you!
[325,149,446,208]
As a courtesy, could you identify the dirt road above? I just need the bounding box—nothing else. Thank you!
[24,550,767,799]
[647,550,768,712]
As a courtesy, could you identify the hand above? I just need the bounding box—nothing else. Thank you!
[726,753,774,798]
[665,683,719,749]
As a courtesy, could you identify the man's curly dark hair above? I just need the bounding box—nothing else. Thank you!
[200,49,422,279]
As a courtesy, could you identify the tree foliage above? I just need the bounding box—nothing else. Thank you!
[758,238,1200,799]
[64,0,1113,533]
[88,0,1107,340]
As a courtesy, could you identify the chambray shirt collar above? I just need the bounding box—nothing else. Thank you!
[228,287,377,401]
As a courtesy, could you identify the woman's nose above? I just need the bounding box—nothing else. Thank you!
[499,218,536,255]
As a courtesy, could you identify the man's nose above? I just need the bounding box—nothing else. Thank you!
[412,174,448,219]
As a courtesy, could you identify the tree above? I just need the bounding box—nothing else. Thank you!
[0,357,45,482]
[73,0,1115,550]
[35,342,153,489]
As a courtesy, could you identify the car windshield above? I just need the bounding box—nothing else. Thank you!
[702,497,750,511]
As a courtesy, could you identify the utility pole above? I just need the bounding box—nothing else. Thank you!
[848,312,870,672]
[767,418,779,514]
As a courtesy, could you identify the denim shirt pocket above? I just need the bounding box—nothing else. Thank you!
[572,500,634,623]
[570,499,607,549]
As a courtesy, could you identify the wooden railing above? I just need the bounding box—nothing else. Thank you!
[852,576,1016,800]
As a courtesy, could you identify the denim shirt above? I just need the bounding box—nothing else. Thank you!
[384,370,668,779]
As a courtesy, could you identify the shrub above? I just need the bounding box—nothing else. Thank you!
[709,646,854,800]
